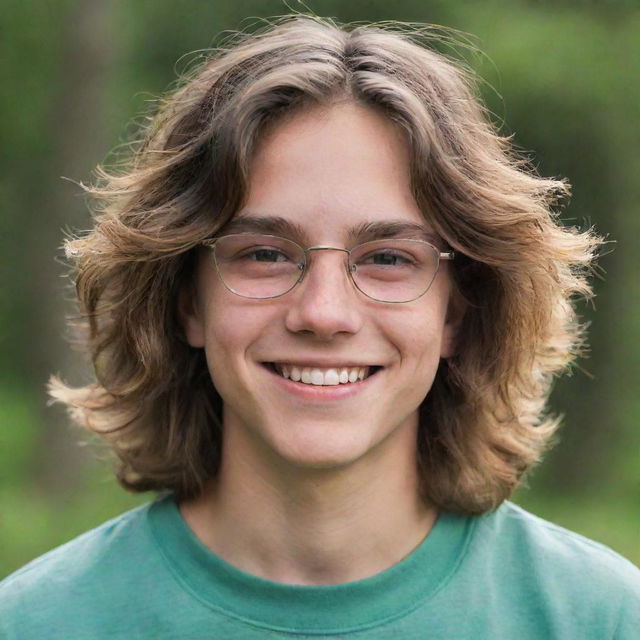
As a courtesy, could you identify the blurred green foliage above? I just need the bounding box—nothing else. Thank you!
[1,0,638,577]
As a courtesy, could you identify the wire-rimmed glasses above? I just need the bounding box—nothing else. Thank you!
[202,233,454,304]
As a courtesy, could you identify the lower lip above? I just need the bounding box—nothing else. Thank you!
[262,365,381,401]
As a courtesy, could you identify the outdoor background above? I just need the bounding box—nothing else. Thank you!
[1,0,638,578]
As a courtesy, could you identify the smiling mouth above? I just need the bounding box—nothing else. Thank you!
[265,363,382,387]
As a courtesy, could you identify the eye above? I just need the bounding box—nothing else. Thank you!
[358,249,414,267]
[246,248,290,263]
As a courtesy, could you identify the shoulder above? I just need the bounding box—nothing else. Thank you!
[2,501,152,588]
[0,502,157,637]
[470,501,640,634]
[483,501,639,577]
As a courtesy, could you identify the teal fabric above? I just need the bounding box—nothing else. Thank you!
[1,496,639,638]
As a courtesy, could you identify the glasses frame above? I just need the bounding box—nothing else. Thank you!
[202,233,455,304]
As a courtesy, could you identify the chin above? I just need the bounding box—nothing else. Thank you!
[278,450,368,473]
[266,422,382,472]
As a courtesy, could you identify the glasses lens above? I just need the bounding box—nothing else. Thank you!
[213,234,304,298]
[349,239,440,302]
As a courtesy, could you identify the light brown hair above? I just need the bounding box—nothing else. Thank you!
[50,15,599,514]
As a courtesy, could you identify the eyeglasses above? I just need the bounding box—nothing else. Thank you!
[202,233,454,304]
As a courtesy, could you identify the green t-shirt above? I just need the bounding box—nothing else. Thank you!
[1,496,638,638]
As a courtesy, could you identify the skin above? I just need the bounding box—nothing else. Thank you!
[180,101,463,586]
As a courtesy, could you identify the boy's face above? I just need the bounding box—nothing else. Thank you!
[182,102,461,473]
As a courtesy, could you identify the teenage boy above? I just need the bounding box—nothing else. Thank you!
[2,16,638,639]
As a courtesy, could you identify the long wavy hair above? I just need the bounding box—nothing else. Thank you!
[50,15,600,514]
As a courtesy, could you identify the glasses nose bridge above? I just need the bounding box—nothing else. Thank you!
[303,244,353,270]
[305,245,350,257]
[300,244,355,285]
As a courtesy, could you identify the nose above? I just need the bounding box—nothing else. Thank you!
[284,249,364,340]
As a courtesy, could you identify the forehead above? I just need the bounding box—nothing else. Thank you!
[236,102,431,244]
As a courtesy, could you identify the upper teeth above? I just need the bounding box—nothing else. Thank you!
[276,365,370,386]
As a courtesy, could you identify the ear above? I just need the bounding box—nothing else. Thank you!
[178,282,206,348]
[440,287,466,359]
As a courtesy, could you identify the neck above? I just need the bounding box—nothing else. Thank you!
[180,422,437,586]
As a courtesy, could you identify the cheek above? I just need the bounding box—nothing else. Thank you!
[199,308,252,406]
[202,304,249,366]
[393,300,449,357]
[200,296,280,375]
[384,302,449,393]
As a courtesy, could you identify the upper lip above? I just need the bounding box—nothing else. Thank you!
[265,360,382,368]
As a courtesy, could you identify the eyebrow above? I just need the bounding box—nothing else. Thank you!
[220,215,307,240]
[350,221,441,245]
[220,214,441,246]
